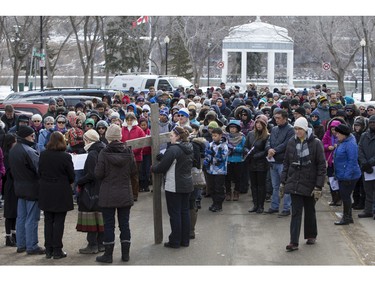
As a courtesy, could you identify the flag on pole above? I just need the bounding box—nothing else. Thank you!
[137,16,149,25]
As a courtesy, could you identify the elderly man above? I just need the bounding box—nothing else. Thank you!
[1,104,16,133]
[9,125,45,255]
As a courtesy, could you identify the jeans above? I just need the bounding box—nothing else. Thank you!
[16,199,41,251]
[290,194,317,245]
[270,163,291,212]
[363,180,375,214]
[44,211,67,252]
[101,207,131,243]
[165,191,190,247]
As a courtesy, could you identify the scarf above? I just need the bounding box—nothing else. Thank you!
[295,136,310,166]
[228,132,243,146]
[84,141,95,152]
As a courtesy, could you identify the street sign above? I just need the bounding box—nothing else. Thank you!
[217,61,224,69]
[322,62,331,71]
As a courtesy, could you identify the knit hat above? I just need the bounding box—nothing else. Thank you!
[48,98,56,105]
[142,104,151,112]
[85,118,95,127]
[369,115,375,123]
[335,124,351,136]
[178,108,189,118]
[293,117,308,131]
[96,120,109,129]
[109,112,120,120]
[159,109,169,118]
[187,101,197,110]
[125,112,136,120]
[75,102,85,110]
[122,95,130,105]
[83,129,100,143]
[18,114,30,123]
[225,119,241,133]
[255,114,268,127]
[208,121,219,129]
[17,125,35,138]
[105,124,122,142]
[290,99,299,106]
[177,99,186,107]
[294,107,306,117]
[320,96,328,103]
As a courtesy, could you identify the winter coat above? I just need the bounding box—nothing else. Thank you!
[95,141,137,208]
[313,104,330,123]
[225,133,246,163]
[281,129,326,196]
[245,131,269,172]
[265,122,295,164]
[152,141,194,193]
[191,137,207,169]
[77,141,106,212]
[3,150,17,218]
[0,148,5,193]
[9,137,40,201]
[334,134,361,181]
[234,106,255,136]
[358,129,375,168]
[204,139,229,175]
[38,150,75,212]
[121,125,146,162]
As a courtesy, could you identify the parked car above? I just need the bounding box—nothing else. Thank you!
[2,88,112,103]
[0,102,49,116]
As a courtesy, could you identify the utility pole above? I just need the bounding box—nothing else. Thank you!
[40,16,44,91]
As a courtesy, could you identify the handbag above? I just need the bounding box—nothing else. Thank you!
[328,177,339,191]
[191,167,206,187]
[78,185,99,211]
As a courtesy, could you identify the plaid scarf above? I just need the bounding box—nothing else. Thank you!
[296,137,311,166]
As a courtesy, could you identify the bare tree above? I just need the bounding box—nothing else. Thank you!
[0,16,39,91]
[43,16,73,88]
[70,16,101,88]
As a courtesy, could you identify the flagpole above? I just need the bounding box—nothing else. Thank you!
[148,17,152,74]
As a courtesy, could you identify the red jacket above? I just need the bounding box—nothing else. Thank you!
[121,125,146,162]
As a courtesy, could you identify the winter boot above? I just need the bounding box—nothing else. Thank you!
[95,243,114,263]
[335,191,342,206]
[189,209,198,239]
[334,202,351,225]
[79,244,98,254]
[11,231,16,244]
[329,191,336,206]
[5,235,16,247]
[120,241,130,262]
[233,191,239,201]
[225,192,232,201]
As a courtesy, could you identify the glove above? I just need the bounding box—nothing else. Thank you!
[362,163,373,174]
[156,153,164,161]
[279,184,285,199]
[311,187,322,201]
[205,148,213,156]
[203,159,210,167]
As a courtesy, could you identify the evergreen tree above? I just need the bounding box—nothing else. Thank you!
[168,35,193,80]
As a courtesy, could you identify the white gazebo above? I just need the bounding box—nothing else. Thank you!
[221,17,294,90]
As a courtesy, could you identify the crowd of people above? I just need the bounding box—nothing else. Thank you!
[1,81,375,261]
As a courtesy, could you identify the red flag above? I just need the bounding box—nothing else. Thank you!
[131,21,137,29]
[136,16,149,25]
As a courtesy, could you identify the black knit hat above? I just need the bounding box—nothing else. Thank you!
[335,124,351,136]
[294,107,306,117]
[17,125,35,138]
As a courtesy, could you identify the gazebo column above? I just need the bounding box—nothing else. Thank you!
[267,51,275,88]
[222,50,228,83]
[241,50,247,87]
[287,51,294,88]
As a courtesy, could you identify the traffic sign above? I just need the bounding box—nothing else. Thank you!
[322,62,331,71]
[217,61,224,69]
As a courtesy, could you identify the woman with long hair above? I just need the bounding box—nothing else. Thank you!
[151,126,194,248]
[38,131,75,259]
[245,114,270,213]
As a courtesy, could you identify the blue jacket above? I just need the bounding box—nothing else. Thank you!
[204,139,229,175]
[225,133,246,163]
[334,134,361,181]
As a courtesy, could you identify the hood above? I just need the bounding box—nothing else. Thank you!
[326,117,346,131]
[231,98,245,109]
[191,136,206,145]
[216,97,226,110]
[88,141,106,153]
[210,105,223,118]
[328,120,342,130]
[234,105,252,120]
[176,141,193,155]
[102,141,131,166]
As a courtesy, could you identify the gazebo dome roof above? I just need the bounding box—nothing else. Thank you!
[223,18,293,44]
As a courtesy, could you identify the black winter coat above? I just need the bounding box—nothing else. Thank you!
[358,129,375,167]
[95,141,137,208]
[77,141,106,212]
[244,131,269,172]
[9,138,40,201]
[281,129,326,197]
[38,150,75,212]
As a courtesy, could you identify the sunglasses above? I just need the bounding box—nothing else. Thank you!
[97,127,106,130]
[33,120,41,122]
[57,121,66,124]
[178,115,186,117]
[46,123,54,125]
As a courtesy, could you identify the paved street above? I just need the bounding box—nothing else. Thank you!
[0,188,375,266]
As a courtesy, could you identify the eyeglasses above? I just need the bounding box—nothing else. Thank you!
[345,109,353,112]
[97,127,106,130]
[57,121,66,124]
[143,110,149,113]
[46,123,54,125]
[178,115,186,117]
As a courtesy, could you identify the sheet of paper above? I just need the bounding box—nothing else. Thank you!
[70,153,88,170]
[364,166,375,181]
[266,156,275,162]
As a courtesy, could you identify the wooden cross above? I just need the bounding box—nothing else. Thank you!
[125,103,170,244]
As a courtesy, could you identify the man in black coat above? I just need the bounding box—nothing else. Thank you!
[9,125,45,255]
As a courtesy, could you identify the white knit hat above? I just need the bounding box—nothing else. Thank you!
[293,117,308,131]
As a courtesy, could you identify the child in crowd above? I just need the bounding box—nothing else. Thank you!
[203,127,229,212]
